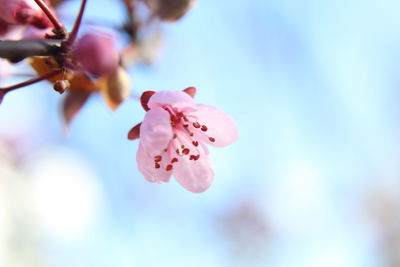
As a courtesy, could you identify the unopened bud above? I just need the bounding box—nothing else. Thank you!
[73,31,119,76]
[53,79,70,94]
[100,67,131,110]
[145,0,195,22]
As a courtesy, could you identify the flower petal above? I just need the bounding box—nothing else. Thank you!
[191,104,238,147]
[182,86,196,98]
[173,154,214,193]
[140,91,155,111]
[140,107,173,155]
[148,90,196,111]
[137,143,171,183]
[127,122,141,140]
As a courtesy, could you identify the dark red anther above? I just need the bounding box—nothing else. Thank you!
[193,122,200,128]
[194,155,200,160]
[171,114,181,124]
[192,141,199,147]
[166,164,173,171]
[140,91,156,111]
[171,158,178,163]
[182,148,190,155]
[155,163,161,169]
[209,137,215,142]
[154,155,162,162]
[201,125,208,132]
[189,155,195,160]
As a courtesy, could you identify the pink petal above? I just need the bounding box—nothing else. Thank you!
[137,143,171,183]
[148,90,196,111]
[140,107,173,155]
[191,104,238,147]
[173,154,214,193]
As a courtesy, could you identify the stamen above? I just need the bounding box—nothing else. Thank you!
[166,164,173,171]
[155,163,161,169]
[209,137,216,142]
[189,155,200,161]
[192,141,199,147]
[154,155,162,162]
[201,125,208,132]
[193,122,201,128]
[171,158,178,163]
[182,148,190,155]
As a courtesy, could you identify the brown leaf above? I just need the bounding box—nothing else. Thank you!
[62,90,91,129]
[29,57,101,93]
[100,67,131,111]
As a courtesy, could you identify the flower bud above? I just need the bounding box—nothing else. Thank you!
[145,0,195,22]
[53,79,70,94]
[73,31,119,77]
[100,67,131,110]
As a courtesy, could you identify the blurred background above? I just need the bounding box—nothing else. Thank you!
[1,0,400,266]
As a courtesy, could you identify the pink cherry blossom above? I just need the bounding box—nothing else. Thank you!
[0,0,51,35]
[128,87,238,193]
[72,31,119,77]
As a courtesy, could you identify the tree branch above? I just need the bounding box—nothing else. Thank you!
[0,40,59,63]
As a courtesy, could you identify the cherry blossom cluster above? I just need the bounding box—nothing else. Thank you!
[0,0,237,193]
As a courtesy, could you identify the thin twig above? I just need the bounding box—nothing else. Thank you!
[0,69,62,104]
[33,0,64,31]
[65,0,88,46]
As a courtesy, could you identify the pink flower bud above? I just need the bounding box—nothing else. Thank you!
[72,32,119,77]
[0,0,51,30]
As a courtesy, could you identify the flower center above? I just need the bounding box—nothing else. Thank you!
[151,106,216,171]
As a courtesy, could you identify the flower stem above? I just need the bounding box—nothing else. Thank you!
[33,0,64,31]
[65,0,88,46]
[0,69,62,103]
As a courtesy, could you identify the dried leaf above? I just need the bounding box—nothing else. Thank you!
[29,57,101,93]
[100,67,131,111]
[62,89,91,129]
